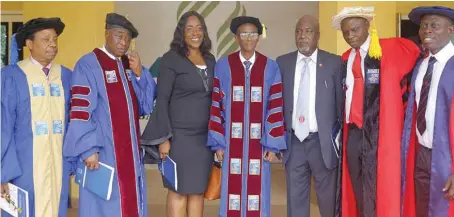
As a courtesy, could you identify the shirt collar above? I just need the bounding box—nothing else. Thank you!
[100,45,121,60]
[429,41,454,64]
[30,56,52,69]
[239,51,256,65]
[297,48,318,63]
[357,35,371,53]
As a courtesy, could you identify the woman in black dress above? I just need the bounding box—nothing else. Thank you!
[141,11,215,217]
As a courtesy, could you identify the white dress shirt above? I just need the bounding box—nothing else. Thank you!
[292,49,318,132]
[415,42,454,149]
[100,45,141,80]
[345,35,371,123]
[239,51,256,69]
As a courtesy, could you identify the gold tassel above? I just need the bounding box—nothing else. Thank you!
[261,23,267,39]
[368,15,382,59]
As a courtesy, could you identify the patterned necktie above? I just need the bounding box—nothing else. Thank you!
[294,57,311,142]
[417,56,437,135]
[350,48,364,128]
[244,60,252,77]
[42,67,50,77]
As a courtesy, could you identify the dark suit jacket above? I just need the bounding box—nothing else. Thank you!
[277,49,343,169]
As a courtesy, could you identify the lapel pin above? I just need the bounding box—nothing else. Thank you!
[319,63,323,67]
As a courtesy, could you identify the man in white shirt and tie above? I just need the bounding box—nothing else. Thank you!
[277,15,343,217]
[332,6,421,217]
[401,6,454,217]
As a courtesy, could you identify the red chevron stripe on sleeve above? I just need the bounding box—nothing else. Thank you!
[267,111,283,124]
[209,77,225,135]
[213,77,220,89]
[266,82,284,137]
[268,97,283,111]
[267,82,284,124]
[71,85,91,96]
[70,110,90,121]
[71,98,90,108]
[269,125,285,138]
[209,120,224,135]
[269,82,282,95]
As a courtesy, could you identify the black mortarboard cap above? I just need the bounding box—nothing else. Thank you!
[106,13,139,38]
[230,16,263,35]
[15,17,65,48]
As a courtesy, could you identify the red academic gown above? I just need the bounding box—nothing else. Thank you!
[340,38,420,217]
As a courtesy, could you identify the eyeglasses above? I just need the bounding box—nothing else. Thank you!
[239,32,259,39]
[2,194,23,213]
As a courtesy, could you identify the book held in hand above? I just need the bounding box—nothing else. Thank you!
[1,183,29,217]
[158,155,178,191]
[75,161,115,200]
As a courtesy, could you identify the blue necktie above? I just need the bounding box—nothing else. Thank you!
[244,61,252,77]
[294,57,311,142]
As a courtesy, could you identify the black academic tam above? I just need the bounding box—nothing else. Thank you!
[15,17,65,47]
[230,16,263,35]
[106,13,139,38]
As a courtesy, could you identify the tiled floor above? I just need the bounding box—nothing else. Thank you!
[67,163,322,217]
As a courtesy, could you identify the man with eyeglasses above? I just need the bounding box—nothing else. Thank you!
[63,13,155,217]
[207,16,286,217]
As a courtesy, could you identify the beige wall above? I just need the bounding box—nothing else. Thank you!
[115,1,319,66]
[23,2,114,69]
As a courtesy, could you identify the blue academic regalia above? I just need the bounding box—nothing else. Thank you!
[402,54,454,217]
[63,48,155,217]
[207,51,286,217]
[1,60,72,217]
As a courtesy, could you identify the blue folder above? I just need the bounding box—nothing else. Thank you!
[75,161,115,200]
[158,156,178,191]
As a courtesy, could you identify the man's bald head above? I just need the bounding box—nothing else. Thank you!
[296,15,320,33]
[295,15,320,56]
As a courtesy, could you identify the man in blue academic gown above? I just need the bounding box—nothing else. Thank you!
[1,17,72,217]
[63,13,156,217]
[207,16,286,217]
[401,6,454,217]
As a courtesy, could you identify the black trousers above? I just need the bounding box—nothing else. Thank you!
[346,124,377,217]
[415,144,432,217]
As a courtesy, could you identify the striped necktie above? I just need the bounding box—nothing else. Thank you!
[417,56,437,135]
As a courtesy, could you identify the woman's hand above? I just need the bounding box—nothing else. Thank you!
[159,140,171,159]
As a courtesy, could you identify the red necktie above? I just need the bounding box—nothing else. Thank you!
[350,48,364,128]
